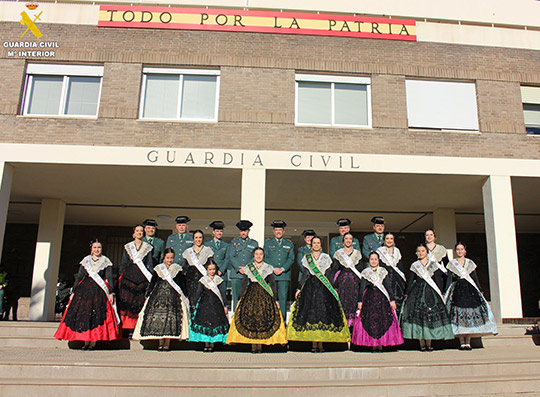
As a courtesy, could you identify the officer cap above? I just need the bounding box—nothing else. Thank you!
[175,216,191,224]
[270,220,287,228]
[236,220,253,231]
[209,221,225,230]
[371,216,385,225]
[301,229,316,237]
[336,218,352,227]
[142,219,158,227]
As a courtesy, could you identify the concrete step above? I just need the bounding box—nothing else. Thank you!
[0,346,539,396]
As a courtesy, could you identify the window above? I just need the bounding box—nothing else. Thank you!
[405,79,479,131]
[22,64,103,117]
[140,68,220,121]
[295,74,371,127]
[521,86,540,135]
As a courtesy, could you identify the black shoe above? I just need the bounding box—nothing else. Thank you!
[82,345,89,350]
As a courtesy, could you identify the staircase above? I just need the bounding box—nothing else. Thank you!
[0,321,538,396]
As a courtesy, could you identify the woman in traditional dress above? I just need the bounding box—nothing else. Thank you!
[425,229,448,281]
[376,232,406,315]
[189,260,229,352]
[182,229,214,311]
[401,243,453,350]
[54,239,120,349]
[227,247,287,353]
[445,242,498,350]
[332,232,363,327]
[352,251,404,352]
[133,248,190,351]
[287,236,350,352]
[117,224,154,336]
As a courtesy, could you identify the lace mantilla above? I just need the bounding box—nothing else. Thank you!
[154,263,182,280]
[333,249,362,267]
[376,246,402,266]
[447,258,477,278]
[81,255,112,273]
[410,260,439,278]
[302,253,332,275]
[182,246,214,266]
[360,266,388,284]
[245,262,274,282]
[124,241,153,262]
[428,244,447,262]
[200,275,223,288]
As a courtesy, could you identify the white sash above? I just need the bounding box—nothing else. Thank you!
[126,242,153,282]
[156,263,190,316]
[411,261,445,301]
[376,246,406,281]
[81,256,120,324]
[185,248,223,305]
[335,248,364,281]
[362,267,391,302]
[447,259,480,292]
[428,251,448,274]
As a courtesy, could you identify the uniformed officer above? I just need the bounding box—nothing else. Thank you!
[296,229,316,283]
[226,220,258,310]
[329,218,361,257]
[142,219,165,266]
[204,221,229,276]
[263,220,295,319]
[362,216,386,259]
[165,216,194,264]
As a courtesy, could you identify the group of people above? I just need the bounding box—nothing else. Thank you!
[54,216,497,353]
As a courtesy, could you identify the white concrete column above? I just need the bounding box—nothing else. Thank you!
[0,162,14,258]
[482,176,522,321]
[433,208,457,260]
[28,199,66,321]
[240,168,266,245]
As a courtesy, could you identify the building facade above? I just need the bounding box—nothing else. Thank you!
[1,0,539,322]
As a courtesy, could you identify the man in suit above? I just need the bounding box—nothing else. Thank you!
[264,220,295,319]
[362,216,386,259]
[142,218,165,266]
[329,218,361,257]
[204,221,229,276]
[226,220,258,310]
[165,216,194,264]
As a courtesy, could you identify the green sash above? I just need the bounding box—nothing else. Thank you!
[246,262,274,298]
[305,253,340,302]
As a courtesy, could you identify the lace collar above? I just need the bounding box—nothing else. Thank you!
[183,246,214,266]
[447,258,477,277]
[200,274,223,286]
[333,248,362,267]
[154,263,182,280]
[124,241,153,261]
[360,266,388,283]
[303,253,332,275]
[245,262,274,282]
[82,255,112,273]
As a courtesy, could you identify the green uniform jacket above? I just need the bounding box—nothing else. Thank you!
[226,237,258,280]
[204,238,230,273]
[263,237,295,282]
[329,236,361,257]
[296,244,311,282]
[165,232,194,264]
[142,236,165,265]
[362,233,385,259]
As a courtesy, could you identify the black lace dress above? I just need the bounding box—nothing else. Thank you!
[189,276,229,343]
[287,254,350,342]
[182,246,214,311]
[133,263,190,340]
[227,263,287,345]
[377,246,407,315]
[54,256,120,341]
[117,242,154,330]
[331,249,363,326]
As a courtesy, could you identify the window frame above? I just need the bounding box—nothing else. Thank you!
[521,86,540,135]
[22,64,104,118]
[139,68,221,122]
[295,74,372,128]
[405,78,480,132]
